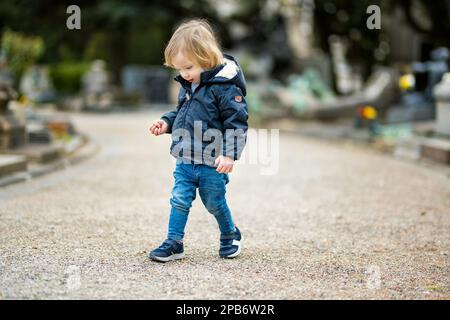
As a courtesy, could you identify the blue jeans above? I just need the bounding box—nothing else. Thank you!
[167,161,236,241]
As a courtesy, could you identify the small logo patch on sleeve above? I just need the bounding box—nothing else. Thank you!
[234,95,242,102]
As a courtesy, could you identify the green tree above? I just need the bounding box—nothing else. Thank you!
[1,29,44,86]
[0,0,219,83]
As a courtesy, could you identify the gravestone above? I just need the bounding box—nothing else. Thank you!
[19,65,55,102]
[433,72,450,136]
[280,0,315,60]
[82,60,113,110]
[0,154,27,177]
[0,81,27,150]
[121,65,170,104]
[386,47,449,123]
[0,62,70,170]
[0,79,27,177]
[329,35,361,95]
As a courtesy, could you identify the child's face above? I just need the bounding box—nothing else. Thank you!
[172,52,203,84]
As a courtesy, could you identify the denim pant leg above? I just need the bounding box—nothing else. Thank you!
[167,163,197,241]
[198,165,235,235]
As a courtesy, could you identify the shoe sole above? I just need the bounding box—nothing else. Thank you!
[149,252,185,262]
[221,238,242,259]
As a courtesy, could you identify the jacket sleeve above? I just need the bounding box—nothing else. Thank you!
[161,87,186,134]
[217,85,249,161]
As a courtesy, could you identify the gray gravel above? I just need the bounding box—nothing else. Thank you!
[0,110,449,299]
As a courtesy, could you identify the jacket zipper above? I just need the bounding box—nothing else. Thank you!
[182,83,199,128]
[182,88,192,129]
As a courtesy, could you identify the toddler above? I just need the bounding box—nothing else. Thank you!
[148,19,248,262]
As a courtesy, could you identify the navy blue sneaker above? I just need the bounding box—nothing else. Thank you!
[149,239,184,262]
[219,227,242,258]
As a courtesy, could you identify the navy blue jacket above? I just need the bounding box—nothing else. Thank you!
[161,54,248,167]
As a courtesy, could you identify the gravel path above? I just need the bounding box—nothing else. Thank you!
[0,109,449,299]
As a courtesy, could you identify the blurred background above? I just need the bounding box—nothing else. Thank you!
[1,0,450,177]
[1,1,449,301]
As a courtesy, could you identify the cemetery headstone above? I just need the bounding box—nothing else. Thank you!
[0,80,27,150]
[121,65,170,104]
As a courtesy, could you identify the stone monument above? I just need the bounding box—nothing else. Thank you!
[0,80,27,150]
[19,65,55,103]
[82,60,113,111]
[433,72,450,136]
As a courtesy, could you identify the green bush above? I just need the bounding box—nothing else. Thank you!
[49,62,90,94]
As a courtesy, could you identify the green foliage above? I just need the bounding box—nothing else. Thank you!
[58,43,80,62]
[0,0,218,82]
[127,24,168,64]
[83,32,111,62]
[1,29,44,84]
[49,62,90,94]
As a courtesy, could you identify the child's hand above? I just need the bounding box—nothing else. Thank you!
[149,119,168,136]
[214,155,234,173]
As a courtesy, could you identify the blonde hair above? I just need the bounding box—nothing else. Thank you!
[164,19,223,70]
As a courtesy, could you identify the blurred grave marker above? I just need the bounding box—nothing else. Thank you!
[19,65,55,103]
[81,60,113,111]
[386,47,449,123]
[0,80,27,150]
[433,72,450,136]
[121,65,170,104]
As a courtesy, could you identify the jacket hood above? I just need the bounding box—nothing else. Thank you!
[175,54,247,96]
